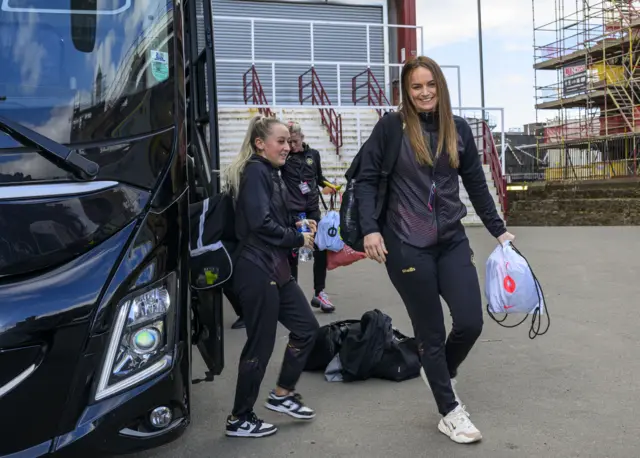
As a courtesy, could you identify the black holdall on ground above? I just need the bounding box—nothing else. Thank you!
[303,319,360,371]
[303,309,421,382]
[340,111,404,252]
[371,329,421,382]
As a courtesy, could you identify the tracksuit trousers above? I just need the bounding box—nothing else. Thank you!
[383,228,484,416]
[231,258,319,418]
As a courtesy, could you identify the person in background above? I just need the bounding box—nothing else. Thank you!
[356,56,515,444]
[282,121,338,313]
[222,115,319,438]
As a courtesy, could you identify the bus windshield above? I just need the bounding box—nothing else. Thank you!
[0,0,175,148]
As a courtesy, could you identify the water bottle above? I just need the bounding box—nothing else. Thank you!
[297,212,313,262]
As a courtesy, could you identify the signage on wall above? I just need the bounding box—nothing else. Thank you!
[563,64,587,96]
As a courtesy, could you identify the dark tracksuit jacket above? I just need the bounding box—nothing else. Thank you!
[231,154,319,418]
[281,143,330,293]
[355,111,506,245]
[281,143,329,214]
[235,154,304,286]
[354,111,507,417]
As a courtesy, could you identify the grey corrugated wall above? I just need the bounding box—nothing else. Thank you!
[211,0,385,106]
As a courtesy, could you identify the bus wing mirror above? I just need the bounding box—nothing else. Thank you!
[70,0,97,53]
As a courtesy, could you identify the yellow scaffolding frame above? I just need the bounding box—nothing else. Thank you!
[532,0,640,181]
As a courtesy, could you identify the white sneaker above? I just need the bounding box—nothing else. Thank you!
[438,405,482,444]
[419,367,469,415]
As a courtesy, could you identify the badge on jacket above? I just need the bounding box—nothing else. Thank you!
[299,182,311,195]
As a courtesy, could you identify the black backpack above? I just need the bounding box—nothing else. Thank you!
[340,112,404,252]
[189,163,273,290]
[188,191,241,290]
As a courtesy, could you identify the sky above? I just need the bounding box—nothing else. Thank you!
[416,0,562,131]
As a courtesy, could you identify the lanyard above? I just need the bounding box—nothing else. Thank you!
[295,150,312,183]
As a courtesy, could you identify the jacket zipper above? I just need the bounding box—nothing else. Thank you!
[429,133,439,244]
[431,180,438,244]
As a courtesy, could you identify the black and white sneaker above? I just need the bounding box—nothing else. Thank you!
[264,391,316,420]
[225,412,278,438]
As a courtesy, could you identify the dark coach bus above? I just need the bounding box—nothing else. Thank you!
[0,0,224,456]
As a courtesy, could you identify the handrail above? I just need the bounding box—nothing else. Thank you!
[298,67,343,154]
[242,65,274,118]
[480,121,508,220]
[351,67,393,117]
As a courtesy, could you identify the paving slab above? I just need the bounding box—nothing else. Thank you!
[131,226,640,458]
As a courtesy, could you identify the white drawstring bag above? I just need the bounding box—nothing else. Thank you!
[485,241,549,339]
[316,210,344,252]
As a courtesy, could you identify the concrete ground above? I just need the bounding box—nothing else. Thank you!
[132,226,640,458]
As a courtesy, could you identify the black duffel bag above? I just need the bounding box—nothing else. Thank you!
[371,329,421,382]
[304,319,360,372]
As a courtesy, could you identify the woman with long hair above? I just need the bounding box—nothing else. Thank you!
[222,115,320,438]
[355,56,515,444]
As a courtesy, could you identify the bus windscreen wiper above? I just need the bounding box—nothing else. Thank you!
[0,115,99,180]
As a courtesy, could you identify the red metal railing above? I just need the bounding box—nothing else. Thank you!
[474,120,508,219]
[242,65,274,118]
[351,68,393,117]
[298,67,343,154]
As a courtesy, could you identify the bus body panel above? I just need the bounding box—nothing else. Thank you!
[0,0,223,455]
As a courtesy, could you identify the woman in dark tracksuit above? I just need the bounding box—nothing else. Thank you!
[282,121,337,313]
[356,56,515,444]
[222,115,320,438]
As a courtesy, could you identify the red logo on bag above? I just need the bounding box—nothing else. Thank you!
[503,275,516,293]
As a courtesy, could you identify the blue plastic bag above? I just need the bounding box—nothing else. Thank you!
[316,210,344,252]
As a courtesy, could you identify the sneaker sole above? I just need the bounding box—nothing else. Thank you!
[264,402,316,420]
[437,420,482,444]
[225,428,278,438]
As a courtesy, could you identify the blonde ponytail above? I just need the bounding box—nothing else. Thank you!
[222,114,284,196]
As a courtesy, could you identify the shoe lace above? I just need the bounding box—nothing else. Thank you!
[449,408,474,429]
[246,411,263,427]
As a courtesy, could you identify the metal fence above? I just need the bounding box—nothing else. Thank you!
[503,135,640,182]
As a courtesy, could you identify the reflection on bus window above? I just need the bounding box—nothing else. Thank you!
[0,0,174,147]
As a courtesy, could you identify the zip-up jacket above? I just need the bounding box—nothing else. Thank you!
[235,154,304,285]
[355,112,506,248]
[281,143,329,212]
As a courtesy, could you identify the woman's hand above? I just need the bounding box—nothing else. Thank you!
[303,233,315,249]
[364,232,387,264]
[497,231,515,245]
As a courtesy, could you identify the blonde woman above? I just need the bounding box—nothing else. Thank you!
[281,121,337,312]
[356,57,515,444]
[222,115,320,438]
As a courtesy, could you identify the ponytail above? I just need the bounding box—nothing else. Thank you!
[222,114,284,196]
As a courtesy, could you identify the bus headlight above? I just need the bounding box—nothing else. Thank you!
[95,274,176,401]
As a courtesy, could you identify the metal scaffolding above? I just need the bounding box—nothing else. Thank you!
[531,0,640,181]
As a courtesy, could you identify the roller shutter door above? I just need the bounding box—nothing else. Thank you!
[212,0,385,105]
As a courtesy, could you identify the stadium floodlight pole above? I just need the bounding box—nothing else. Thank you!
[477,0,486,124]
